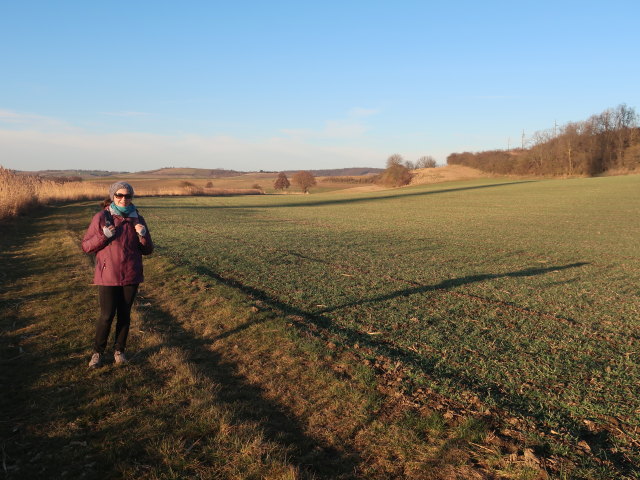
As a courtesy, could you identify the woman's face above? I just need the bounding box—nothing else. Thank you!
[114,188,133,208]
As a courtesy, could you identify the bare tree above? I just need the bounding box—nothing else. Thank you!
[386,154,404,168]
[446,104,640,176]
[416,155,437,168]
[292,171,316,193]
[273,172,290,191]
[613,104,639,165]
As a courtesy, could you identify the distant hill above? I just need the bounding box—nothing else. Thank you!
[16,169,128,178]
[16,166,384,179]
[140,167,384,177]
[137,167,243,177]
[283,167,384,177]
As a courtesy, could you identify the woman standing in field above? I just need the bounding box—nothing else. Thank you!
[82,182,153,368]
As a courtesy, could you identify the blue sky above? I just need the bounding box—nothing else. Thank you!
[1,1,639,172]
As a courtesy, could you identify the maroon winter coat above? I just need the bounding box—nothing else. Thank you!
[82,207,154,286]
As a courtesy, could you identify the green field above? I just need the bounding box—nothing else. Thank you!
[136,175,640,473]
[3,174,639,478]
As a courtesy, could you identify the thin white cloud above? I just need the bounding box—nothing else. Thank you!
[281,108,377,140]
[100,111,152,117]
[323,120,367,138]
[471,95,520,100]
[0,108,387,172]
[0,128,385,172]
[281,120,367,140]
[347,107,380,118]
[0,108,78,132]
[0,109,55,124]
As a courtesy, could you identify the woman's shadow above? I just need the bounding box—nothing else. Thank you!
[132,296,362,479]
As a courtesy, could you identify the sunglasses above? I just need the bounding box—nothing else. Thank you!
[114,193,132,199]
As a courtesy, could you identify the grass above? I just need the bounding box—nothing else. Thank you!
[131,174,640,477]
[2,174,639,478]
[1,199,550,479]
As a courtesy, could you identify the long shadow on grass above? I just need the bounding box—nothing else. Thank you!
[318,262,589,317]
[141,181,535,210]
[190,263,638,477]
[133,298,362,479]
[0,210,116,479]
[1,204,361,479]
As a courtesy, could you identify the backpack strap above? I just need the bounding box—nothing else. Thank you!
[103,208,114,227]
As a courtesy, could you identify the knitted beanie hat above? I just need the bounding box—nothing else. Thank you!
[109,182,135,200]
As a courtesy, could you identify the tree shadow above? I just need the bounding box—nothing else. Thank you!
[187,261,638,477]
[319,262,589,316]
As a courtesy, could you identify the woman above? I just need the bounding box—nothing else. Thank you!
[82,182,153,368]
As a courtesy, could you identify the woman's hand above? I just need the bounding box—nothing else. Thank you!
[135,224,147,237]
[103,225,116,238]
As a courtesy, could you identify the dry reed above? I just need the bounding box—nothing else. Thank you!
[0,166,263,221]
[0,166,107,221]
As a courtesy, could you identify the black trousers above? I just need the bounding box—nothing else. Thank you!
[94,285,139,354]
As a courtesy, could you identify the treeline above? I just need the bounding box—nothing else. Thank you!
[42,175,83,183]
[447,104,640,176]
[15,171,84,183]
[24,169,123,178]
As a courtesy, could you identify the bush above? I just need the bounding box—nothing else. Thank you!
[377,163,412,187]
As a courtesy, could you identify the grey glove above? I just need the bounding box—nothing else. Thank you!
[103,226,114,238]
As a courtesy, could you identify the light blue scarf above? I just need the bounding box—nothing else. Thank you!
[110,202,137,217]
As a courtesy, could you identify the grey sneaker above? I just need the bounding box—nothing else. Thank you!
[88,352,102,369]
[114,351,128,366]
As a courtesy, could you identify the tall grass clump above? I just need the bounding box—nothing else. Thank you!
[0,167,38,219]
[0,166,105,221]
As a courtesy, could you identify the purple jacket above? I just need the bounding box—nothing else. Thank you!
[82,207,154,286]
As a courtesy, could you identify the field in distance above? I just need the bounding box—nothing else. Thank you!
[75,164,490,195]
[136,174,639,477]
